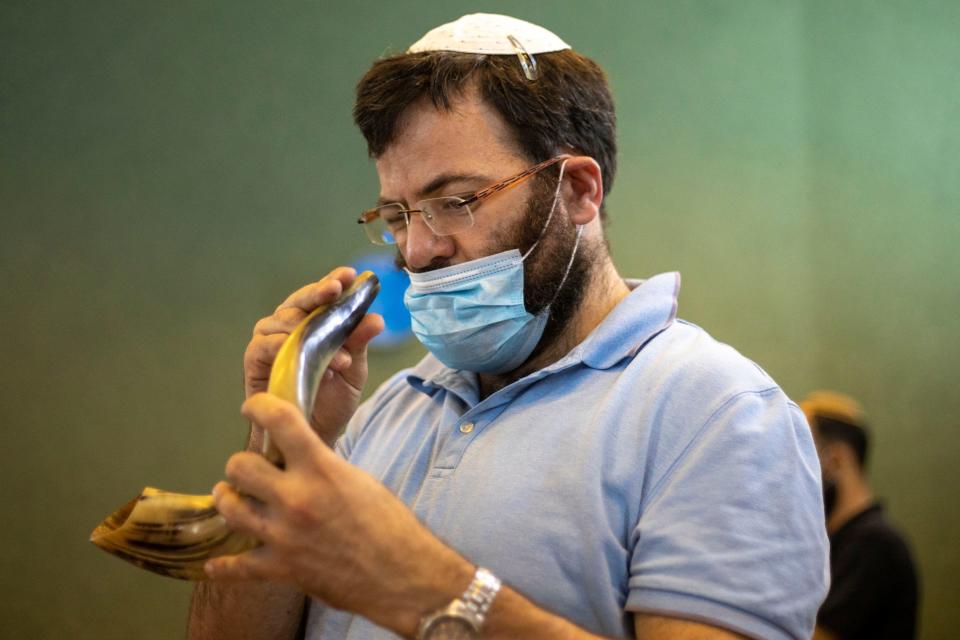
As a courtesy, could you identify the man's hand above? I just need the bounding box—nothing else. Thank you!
[189,270,381,640]
[242,267,384,445]
[206,395,757,640]
[206,393,475,637]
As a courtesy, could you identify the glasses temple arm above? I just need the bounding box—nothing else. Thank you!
[467,156,566,205]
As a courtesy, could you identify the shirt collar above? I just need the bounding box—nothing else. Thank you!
[577,271,680,369]
[406,271,681,393]
[406,355,479,404]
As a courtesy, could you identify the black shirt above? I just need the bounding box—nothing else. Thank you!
[818,503,919,639]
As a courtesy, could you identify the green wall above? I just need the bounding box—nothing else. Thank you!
[2,2,957,638]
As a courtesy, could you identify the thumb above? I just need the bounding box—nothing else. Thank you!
[344,313,385,357]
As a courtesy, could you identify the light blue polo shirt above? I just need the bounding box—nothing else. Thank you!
[306,272,829,640]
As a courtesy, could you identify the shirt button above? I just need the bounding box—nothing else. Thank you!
[460,422,475,434]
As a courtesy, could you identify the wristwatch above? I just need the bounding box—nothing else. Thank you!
[417,567,502,639]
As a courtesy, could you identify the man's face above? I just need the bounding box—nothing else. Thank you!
[374,88,594,348]
[375,89,545,271]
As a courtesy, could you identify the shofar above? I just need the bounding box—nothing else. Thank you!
[90,272,380,580]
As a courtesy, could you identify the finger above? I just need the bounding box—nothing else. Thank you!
[224,452,285,504]
[243,333,289,373]
[205,545,281,582]
[276,277,341,314]
[326,347,352,373]
[342,313,385,357]
[241,393,329,467]
[253,307,307,337]
[212,481,273,542]
[333,314,384,389]
[276,267,357,314]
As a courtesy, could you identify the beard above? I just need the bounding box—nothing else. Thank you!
[822,476,838,519]
[490,170,595,357]
[394,166,597,359]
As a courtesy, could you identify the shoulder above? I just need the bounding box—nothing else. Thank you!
[646,319,779,389]
[839,508,918,570]
[616,316,818,512]
[625,321,828,640]
[625,318,803,444]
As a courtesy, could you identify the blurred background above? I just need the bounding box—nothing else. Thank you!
[2,1,957,638]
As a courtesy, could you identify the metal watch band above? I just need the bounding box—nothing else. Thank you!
[459,567,502,624]
[417,567,502,639]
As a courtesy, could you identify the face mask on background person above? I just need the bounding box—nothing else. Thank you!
[822,475,838,518]
[404,160,581,374]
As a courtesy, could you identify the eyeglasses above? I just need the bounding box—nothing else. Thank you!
[357,155,567,246]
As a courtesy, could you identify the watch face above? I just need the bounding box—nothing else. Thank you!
[422,615,478,640]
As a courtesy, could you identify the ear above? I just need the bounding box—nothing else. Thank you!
[561,156,603,225]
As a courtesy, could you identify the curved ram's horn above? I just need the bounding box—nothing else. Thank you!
[90,272,381,580]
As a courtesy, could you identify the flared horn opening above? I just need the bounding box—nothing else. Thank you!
[90,487,259,581]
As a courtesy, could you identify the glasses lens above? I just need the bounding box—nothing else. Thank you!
[363,204,407,245]
[420,197,474,235]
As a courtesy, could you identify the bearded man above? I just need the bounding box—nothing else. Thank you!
[188,14,828,640]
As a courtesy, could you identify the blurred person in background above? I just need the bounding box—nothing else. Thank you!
[801,391,919,640]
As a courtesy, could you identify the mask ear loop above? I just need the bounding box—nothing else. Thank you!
[507,35,538,81]
[521,158,583,314]
[538,216,583,316]
[554,224,584,298]
[522,159,568,261]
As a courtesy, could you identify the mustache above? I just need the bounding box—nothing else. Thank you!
[393,250,452,273]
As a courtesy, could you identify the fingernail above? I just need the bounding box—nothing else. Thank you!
[211,484,222,499]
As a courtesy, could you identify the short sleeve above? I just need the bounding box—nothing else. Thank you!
[626,389,829,640]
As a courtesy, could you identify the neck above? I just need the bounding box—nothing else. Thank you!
[827,472,874,535]
[477,256,629,399]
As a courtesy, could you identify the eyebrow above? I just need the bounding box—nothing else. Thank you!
[376,172,492,207]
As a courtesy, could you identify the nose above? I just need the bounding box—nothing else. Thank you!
[402,214,455,270]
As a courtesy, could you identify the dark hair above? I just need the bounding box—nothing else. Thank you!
[353,49,617,219]
[815,416,870,469]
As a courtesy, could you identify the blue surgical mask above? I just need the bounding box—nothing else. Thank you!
[404,161,581,374]
[405,249,550,373]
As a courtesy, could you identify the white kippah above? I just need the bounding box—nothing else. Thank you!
[407,13,570,55]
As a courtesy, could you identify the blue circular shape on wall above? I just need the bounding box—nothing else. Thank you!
[351,251,413,348]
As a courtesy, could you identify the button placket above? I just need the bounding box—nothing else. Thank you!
[432,392,518,471]
[434,414,482,469]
